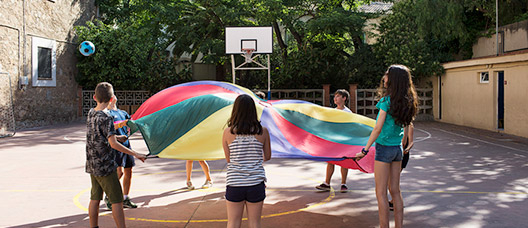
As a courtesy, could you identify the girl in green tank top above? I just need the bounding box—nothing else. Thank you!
[355,65,418,228]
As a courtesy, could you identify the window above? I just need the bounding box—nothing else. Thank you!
[480,72,489,84]
[32,37,56,87]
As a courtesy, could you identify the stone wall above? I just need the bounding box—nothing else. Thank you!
[0,0,96,129]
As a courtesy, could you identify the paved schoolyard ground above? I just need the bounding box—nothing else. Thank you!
[1,121,527,228]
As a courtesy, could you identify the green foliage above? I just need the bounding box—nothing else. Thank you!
[375,0,441,82]
[86,0,373,90]
[75,21,191,91]
[374,0,527,83]
[250,0,369,89]
[77,0,528,91]
[375,0,471,82]
[348,44,385,88]
[463,0,528,27]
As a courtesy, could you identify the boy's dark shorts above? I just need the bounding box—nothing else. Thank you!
[115,151,135,168]
[225,182,266,203]
[90,170,124,204]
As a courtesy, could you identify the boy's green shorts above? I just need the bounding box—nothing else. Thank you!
[90,170,123,204]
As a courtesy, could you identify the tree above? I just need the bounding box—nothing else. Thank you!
[78,0,377,90]
[75,21,191,91]
[250,0,369,89]
[375,0,528,84]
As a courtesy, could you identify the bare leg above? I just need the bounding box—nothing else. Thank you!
[226,201,245,228]
[388,167,404,204]
[123,167,132,196]
[340,167,348,185]
[88,200,100,228]
[389,161,404,228]
[186,160,193,182]
[198,160,211,181]
[325,163,335,184]
[374,161,391,228]
[111,202,126,228]
[117,166,124,179]
[246,201,264,228]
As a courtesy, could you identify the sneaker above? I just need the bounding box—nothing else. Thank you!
[187,181,195,190]
[123,198,138,208]
[104,196,112,210]
[340,184,348,193]
[315,183,331,191]
[202,180,213,189]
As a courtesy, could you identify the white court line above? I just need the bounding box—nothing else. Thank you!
[414,128,431,143]
[63,136,75,143]
[434,128,528,153]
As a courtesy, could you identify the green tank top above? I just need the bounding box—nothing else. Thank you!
[375,96,404,146]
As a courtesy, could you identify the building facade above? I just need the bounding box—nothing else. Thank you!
[432,20,528,138]
[0,0,96,129]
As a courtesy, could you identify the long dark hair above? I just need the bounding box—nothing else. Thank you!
[227,94,263,135]
[377,65,418,127]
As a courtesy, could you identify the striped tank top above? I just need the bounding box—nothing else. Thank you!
[226,135,266,187]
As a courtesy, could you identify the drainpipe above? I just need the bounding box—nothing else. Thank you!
[438,75,442,120]
[496,0,499,56]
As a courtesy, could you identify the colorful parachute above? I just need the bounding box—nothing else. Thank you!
[128,81,376,173]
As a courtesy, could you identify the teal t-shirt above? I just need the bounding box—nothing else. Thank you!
[375,96,404,146]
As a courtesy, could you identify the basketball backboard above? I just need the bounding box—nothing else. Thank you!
[225,27,273,54]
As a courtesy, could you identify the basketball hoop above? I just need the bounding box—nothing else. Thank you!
[242,48,255,63]
[225,27,272,96]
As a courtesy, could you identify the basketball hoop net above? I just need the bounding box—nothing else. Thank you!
[242,48,255,63]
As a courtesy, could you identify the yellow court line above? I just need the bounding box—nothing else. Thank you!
[73,188,90,211]
[136,169,225,176]
[72,187,527,223]
[1,189,80,192]
[72,168,527,223]
[73,168,337,223]
[404,190,528,195]
[4,187,524,195]
[4,188,522,194]
[73,186,336,223]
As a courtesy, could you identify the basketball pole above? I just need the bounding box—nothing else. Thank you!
[267,54,271,100]
[231,55,236,84]
[231,53,271,100]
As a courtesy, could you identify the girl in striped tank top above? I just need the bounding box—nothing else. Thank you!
[222,94,272,228]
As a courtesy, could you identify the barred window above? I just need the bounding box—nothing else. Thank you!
[480,72,489,84]
[32,37,56,87]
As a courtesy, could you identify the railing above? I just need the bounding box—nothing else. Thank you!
[81,87,433,120]
[81,90,152,116]
[356,89,378,119]
[416,88,433,120]
[356,88,433,120]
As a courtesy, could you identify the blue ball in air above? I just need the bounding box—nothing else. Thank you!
[79,41,95,56]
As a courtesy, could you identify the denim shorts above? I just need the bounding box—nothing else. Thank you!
[374,143,403,163]
[225,182,266,203]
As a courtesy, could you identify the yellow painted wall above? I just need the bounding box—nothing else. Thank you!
[433,53,528,138]
[501,63,528,137]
